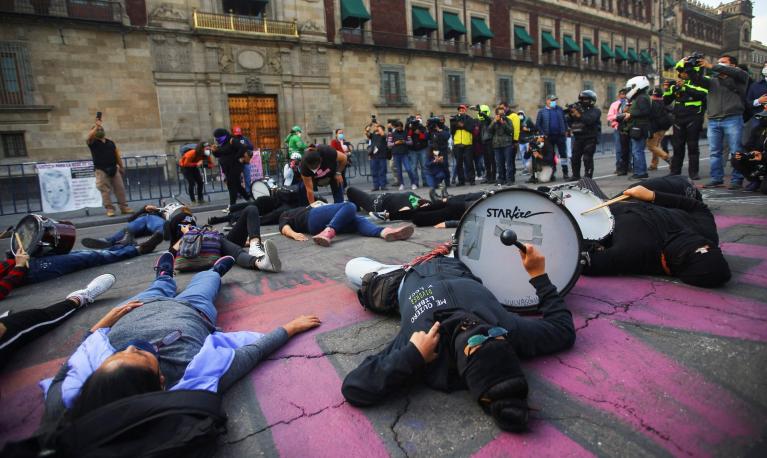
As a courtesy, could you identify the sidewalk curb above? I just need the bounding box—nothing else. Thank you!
[72,202,227,229]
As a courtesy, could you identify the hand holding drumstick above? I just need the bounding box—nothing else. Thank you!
[14,233,30,268]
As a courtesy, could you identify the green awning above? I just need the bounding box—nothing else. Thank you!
[600,41,615,60]
[341,0,370,28]
[514,25,534,48]
[615,46,629,62]
[627,47,639,63]
[640,50,653,65]
[663,53,676,69]
[583,38,598,57]
[563,35,580,54]
[541,31,560,52]
[443,12,467,40]
[412,6,437,35]
[470,17,494,43]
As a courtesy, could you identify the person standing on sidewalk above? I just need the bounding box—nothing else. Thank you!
[607,89,629,174]
[450,105,476,186]
[698,55,749,189]
[565,90,602,179]
[663,58,707,179]
[87,117,133,217]
[535,95,569,180]
[620,76,652,179]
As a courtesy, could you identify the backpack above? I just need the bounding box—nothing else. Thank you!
[175,226,222,272]
[0,390,227,458]
[356,269,406,316]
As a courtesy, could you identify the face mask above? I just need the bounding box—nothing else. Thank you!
[549,101,557,108]
[338,133,345,140]
[204,149,211,156]
[215,135,228,145]
[762,67,767,77]
[95,130,105,139]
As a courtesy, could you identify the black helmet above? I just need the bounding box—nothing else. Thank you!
[578,90,597,105]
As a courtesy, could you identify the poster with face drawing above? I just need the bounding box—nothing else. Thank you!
[36,161,102,213]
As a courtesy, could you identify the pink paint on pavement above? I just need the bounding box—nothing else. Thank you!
[721,242,767,261]
[473,423,595,458]
[714,215,767,229]
[217,277,389,457]
[530,313,756,456]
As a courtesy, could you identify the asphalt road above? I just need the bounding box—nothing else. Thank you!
[0,152,765,457]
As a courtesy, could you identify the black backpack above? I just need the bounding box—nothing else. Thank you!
[357,269,406,316]
[1,390,227,458]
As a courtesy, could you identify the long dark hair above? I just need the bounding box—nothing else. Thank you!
[192,142,208,161]
[69,365,163,419]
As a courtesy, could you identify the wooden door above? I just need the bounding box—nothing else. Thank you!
[228,95,280,151]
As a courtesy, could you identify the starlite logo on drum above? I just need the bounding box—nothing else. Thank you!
[485,207,552,220]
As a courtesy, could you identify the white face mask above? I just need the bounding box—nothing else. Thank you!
[204,149,211,156]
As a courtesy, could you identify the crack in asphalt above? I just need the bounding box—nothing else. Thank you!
[658,294,767,322]
[575,289,657,332]
[223,399,348,445]
[554,355,596,386]
[577,394,693,456]
[390,393,412,458]
[265,341,389,361]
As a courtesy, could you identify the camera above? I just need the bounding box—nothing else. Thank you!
[96,111,102,120]
[680,52,704,73]
[370,114,377,123]
[565,102,584,114]
[426,116,443,130]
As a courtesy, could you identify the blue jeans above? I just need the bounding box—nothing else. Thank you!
[425,166,447,188]
[631,137,648,176]
[612,130,622,169]
[370,158,387,189]
[125,270,221,325]
[708,114,744,183]
[494,145,516,181]
[108,214,165,243]
[307,202,383,237]
[26,245,139,284]
[410,148,428,185]
[393,154,417,186]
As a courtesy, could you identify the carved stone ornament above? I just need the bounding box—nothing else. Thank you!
[152,35,192,73]
[299,20,323,33]
[219,46,235,73]
[149,3,186,23]
[267,51,282,74]
[238,50,265,71]
[245,75,264,94]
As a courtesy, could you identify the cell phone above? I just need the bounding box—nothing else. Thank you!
[96,111,102,120]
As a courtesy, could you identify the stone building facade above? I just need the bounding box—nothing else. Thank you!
[0,0,759,162]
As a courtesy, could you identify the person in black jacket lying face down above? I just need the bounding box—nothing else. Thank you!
[582,175,731,288]
[341,245,575,432]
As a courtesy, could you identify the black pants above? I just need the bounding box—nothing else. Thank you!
[409,192,482,226]
[670,117,702,177]
[617,132,631,173]
[223,165,249,206]
[453,145,475,184]
[209,197,287,227]
[226,206,261,246]
[482,141,496,181]
[181,167,204,202]
[346,186,376,212]
[571,137,597,179]
[547,134,568,175]
[0,299,78,366]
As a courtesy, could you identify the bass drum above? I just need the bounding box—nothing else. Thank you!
[251,180,273,199]
[454,188,583,311]
[11,214,76,257]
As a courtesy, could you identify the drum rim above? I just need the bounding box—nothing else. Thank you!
[453,187,584,308]
[11,214,45,256]
[555,186,616,241]
[251,180,272,197]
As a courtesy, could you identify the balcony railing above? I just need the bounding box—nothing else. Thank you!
[340,28,469,54]
[193,10,298,37]
[0,0,122,22]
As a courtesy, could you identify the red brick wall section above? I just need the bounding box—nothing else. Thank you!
[370,0,407,47]
[490,0,510,58]
[325,0,335,42]
[124,0,147,26]
[530,12,539,65]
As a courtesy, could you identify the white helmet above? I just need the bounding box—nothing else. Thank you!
[625,76,650,100]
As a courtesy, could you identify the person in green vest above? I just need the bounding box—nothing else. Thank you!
[285,125,307,157]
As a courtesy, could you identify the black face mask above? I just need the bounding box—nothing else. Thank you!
[664,234,731,287]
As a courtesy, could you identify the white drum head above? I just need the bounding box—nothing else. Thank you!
[556,186,614,241]
[251,180,271,199]
[455,189,582,309]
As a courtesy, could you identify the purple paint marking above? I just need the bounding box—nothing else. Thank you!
[472,422,594,458]
[714,215,767,230]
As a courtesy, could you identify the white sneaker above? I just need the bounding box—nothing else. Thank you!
[66,273,116,306]
[255,239,282,272]
[249,239,267,258]
[411,184,418,190]
[398,184,405,191]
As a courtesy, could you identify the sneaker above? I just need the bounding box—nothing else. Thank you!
[154,251,175,278]
[66,273,116,307]
[82,237,113,249]
[248,239,267,258]
[368,211,388,221]
[312,227,337,247]
[380,224,415,241]
[212,255,235,277]
[138,233,164,254]
[120,207,134,215]
[703,180,724,188]
[398,184,405,191]
[106,208,116,217]
[411,184,418,190]
[744,180,761,192]
[727,181,743,191]
[255,239,281,272]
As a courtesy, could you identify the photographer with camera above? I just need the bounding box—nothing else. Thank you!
[616,77,652,179]
[450,105,477,186]
[473,105,495,183]
[565,90,602,179]
[365,119,389,191]
[388,121,417,191]
[407,115,429,187]
[426,116,451,191]
[731,106,767,193]
[488,106,517,184]
[663,56,708,179]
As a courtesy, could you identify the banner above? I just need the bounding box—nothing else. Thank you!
[36,161,102,213]
[249,148,265,181]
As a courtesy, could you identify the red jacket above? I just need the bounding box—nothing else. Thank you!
[0,259,27,301]
[179,149,214,169]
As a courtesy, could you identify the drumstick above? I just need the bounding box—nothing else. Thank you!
[14,233,25,254]
[580,194,630,215]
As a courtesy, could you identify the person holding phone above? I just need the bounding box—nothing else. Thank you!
[87,113,133,217]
